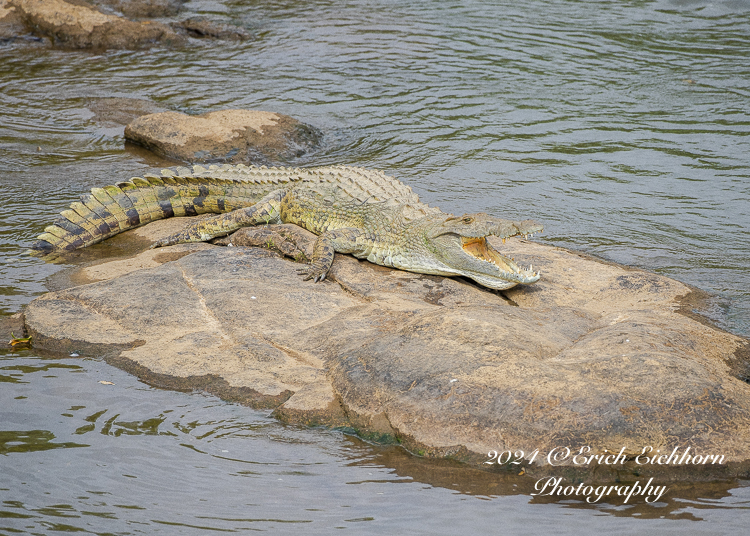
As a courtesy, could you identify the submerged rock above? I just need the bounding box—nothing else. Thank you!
[22,218,750,480]
[171,17,253,41]
[87,97,168,128]
[9,0,183,49]
[124,109,322,165]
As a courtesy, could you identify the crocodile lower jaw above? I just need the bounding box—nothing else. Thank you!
[461,236,540,287]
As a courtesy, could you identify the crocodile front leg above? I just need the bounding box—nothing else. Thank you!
[297,227,364,282]
[151,189,287,248]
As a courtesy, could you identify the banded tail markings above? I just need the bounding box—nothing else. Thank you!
[41,223,85,250]
[91,188,130,232]
[33,231,64,252]
[208,178,262,214]
[140,177,173,220]
[203,178,236,213]
[191,183,211,212]
[70,201,111,238]
[158,176,188,218]
[104,184,141,227]
[59,209,99,243]
[32,164,438,256]
[165,176,200,217]
[103,184,137,212]
[153,188,176,218]
[117,181,153,225]
[80,193,120,237]
[175,177,228,216]
[144,176,177,219]
[152,184,180,218]
[196,179,223,213]
[173,178,206,217]
[54,212,96,245]
[131,178,163,222]
[143,175,174,220]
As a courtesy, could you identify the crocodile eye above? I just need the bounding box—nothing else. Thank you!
[462,217,474,224]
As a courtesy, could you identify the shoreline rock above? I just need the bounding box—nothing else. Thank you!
[21,218,750,481]
[8,0,183,49]
[2,0,250,48]
[0,0,31,42]
[124,109,322,165]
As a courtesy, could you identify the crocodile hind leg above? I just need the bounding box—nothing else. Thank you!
[151,189,287,248]
[297,227,364,282]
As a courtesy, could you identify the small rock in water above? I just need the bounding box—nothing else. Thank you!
[124,109,321,166]
[172,17,253,41]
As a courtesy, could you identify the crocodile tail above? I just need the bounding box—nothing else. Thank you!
[29,173,242,255]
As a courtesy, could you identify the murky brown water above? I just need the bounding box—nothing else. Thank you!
[1,0,749,533]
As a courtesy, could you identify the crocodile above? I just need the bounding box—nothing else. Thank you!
[31,164,542,290]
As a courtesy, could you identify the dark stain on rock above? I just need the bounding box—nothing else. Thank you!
[421,280,446,306]
[106,353,293,409]
[613,273,668,292]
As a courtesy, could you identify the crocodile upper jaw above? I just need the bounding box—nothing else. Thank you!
[459,236,540,289]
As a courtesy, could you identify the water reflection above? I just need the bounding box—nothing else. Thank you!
[2,349,749,533]
[0,430,88,455]
[344,436,750,521]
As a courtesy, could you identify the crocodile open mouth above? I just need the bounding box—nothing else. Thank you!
[461,236,538,281]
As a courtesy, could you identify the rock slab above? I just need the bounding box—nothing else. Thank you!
[8,0,182,48]
[23,221,750,480]
[124,110,322,165]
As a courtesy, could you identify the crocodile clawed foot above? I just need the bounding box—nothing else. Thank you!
[296,265,329,283]
[151,226,205,248]
[150,232,189,249]
[150,237,175,249]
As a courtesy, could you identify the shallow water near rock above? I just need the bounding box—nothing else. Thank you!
[1,0,749,533]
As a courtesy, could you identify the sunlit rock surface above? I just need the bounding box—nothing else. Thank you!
[8,0,182,48]
[124,109,322,165]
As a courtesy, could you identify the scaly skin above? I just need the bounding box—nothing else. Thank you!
[31,164,543,290]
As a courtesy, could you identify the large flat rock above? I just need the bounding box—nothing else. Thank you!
[23,221,750,480]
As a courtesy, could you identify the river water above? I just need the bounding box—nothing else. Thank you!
[1,0,749,533]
